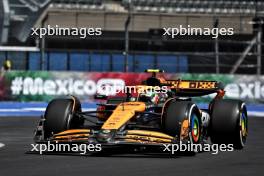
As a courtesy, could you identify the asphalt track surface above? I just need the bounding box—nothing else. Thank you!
[0,116,263,176]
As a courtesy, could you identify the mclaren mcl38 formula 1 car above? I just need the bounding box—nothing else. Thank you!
[34,69,248,155]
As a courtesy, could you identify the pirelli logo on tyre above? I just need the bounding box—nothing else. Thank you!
[189,81,216,89]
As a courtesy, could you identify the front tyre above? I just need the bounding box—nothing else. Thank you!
[43,96,83,139]
[162,100,202,144]
[210,99,248,149]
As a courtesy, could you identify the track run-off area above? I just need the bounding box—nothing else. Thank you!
[0,102,263,175]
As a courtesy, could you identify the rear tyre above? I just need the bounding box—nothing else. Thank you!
[43,96,83,139]
[162,100,202,144]
[210,99,248,149]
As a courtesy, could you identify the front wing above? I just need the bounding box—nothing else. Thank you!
[34,128,176,146]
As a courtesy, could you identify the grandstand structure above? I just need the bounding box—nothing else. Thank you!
[0,0,264,74]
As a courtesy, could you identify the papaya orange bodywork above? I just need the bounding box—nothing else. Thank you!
[180,119,189,140]
[123,130,174,143]
[54,129,90,136]
[127,130,174,140]
[101,102,146,130]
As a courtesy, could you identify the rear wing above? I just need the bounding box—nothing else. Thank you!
[144,69,225,97]
[162,79,224,97]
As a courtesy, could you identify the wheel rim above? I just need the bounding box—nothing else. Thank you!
[240,109,248,144]
[191,114,200,143]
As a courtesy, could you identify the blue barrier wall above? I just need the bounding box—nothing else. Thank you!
[0,51,188,73]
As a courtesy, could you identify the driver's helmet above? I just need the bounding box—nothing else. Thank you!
[139,91,159,104]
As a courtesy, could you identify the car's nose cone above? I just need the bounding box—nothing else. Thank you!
[96,130,115,142]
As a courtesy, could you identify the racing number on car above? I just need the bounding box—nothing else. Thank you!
[189,82,215,89]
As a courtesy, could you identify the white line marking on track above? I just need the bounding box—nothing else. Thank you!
[248,111,264,117]
[0,143,5,149]
[0,108,96,112]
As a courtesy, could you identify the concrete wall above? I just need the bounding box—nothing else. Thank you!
[43,10,253,34]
